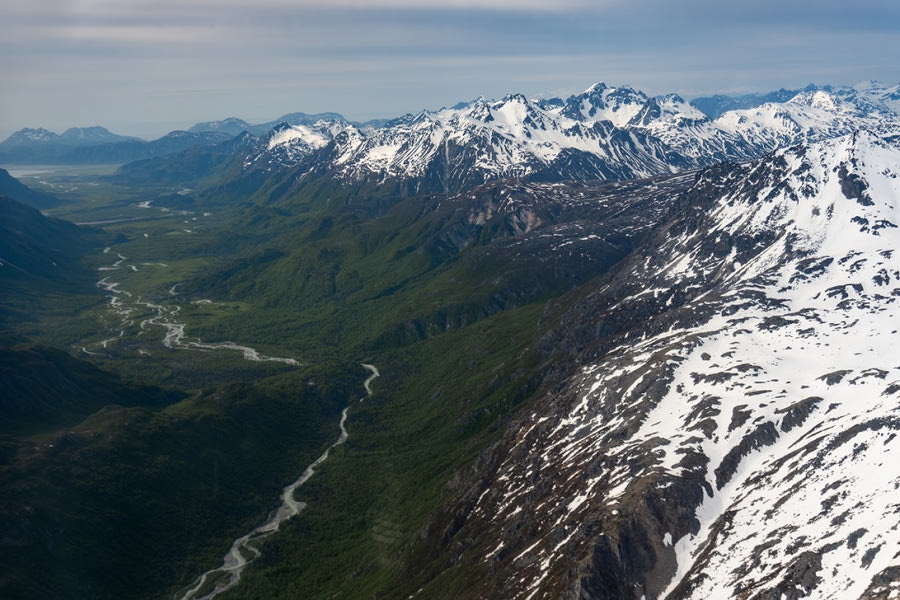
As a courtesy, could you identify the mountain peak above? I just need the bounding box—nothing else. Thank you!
[269,121,294,134]
[264,122,333,151]
[558,83,648,126]
[788,89,841,110]
[584,81,608,93]
[660,92,686,103]
[2,127,61,145]
[501,92,530,105]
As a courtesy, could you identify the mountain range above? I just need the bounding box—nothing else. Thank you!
[2,79,900,600]
[109,81,900,202]
[412,130,900,598]
[6,81,899,173]
[0,126,234,165]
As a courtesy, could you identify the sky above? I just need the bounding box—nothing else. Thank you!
[2,0,899,140]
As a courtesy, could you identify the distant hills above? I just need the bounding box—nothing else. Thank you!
[187,111,348,137]
[0,127,233,165]
[689,88,804,119]
[690,81,900,118]
[0,126,139,164]
[2,126,137,147]
[0,112,380,165]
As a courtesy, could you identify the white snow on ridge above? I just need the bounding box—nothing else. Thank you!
[243,120,348,171]
[473,131,900,598]
[265,123,331,151]
[239,82,899,190]
[325,84,898,185]
[548,83,650,127]
[332,91,665,181]
[645,132,900,598]
[713,89,892,154]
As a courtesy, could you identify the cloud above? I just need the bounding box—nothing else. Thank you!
[49,24,223,44]
[3,0,601,48]
[0,0,898,140]
[175,0,596,9]
[4,0,598,20]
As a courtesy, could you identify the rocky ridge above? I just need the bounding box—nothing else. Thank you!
[413,130,900,599]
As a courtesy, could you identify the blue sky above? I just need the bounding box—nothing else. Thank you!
[2,0,899,140]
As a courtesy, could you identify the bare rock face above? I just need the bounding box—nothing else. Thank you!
[410,131,900,599]
[858,566,900,600]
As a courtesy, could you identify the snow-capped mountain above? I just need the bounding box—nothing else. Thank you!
[319,92,682,190]
[242,120,348,171]
[691,81,900,120]
[419,130,900,598]
[256,85,707,190]
[851,81,900,115]
[628,93,755,165]
[558,82,650,127]
[238,82,899,197]
[714,89,893,153]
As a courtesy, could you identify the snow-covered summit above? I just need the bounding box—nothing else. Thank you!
[713,88,890,153]
[242,119,348,171]
[639,128,900,600]
[556,82,649,127]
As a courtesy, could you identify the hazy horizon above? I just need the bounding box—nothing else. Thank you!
[3,77,898,143]
[3,0,899,141]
